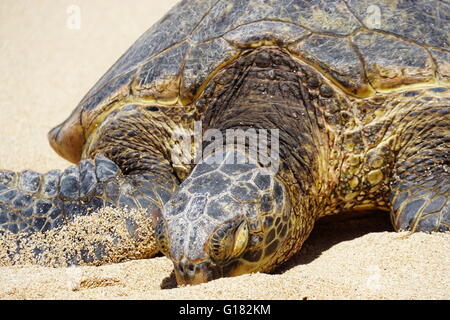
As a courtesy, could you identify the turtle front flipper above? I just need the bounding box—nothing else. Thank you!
[389,104,449,232]
[390,175,449,232]
[0,154,178,266]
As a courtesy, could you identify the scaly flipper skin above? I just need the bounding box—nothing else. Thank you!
[0,155,171,234]
[389,104,449,232]
[0,106,180,266]
[0,154,177,265]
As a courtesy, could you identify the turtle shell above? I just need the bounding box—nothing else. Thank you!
[49,0,450,163]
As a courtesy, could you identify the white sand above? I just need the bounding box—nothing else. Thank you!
[0,0,449,300]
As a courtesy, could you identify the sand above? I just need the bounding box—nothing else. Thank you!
[0,0,449,300]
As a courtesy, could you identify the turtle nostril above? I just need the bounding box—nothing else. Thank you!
[178,259,197,275]
[174,260,220,285]
[178,260,196,276]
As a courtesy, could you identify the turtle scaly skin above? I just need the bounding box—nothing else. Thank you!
[0,0,449,284]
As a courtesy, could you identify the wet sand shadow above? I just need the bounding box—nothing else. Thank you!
[161,270,177,289]
[273,211,394,274]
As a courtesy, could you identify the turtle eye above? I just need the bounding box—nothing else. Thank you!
[208,220,249,264]
[155,218,170,257]
[145,106,160,112]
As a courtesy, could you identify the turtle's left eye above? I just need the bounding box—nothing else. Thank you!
[155,218,170,257]
[145,106,160,112]
[208,219,249,264]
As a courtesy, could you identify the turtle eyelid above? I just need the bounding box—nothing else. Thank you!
[230,220,249,258]
[208,219,248,263]
[146,106,160,112]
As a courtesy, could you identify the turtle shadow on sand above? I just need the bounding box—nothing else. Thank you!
[272,211,394,274]
[160,270,178,289]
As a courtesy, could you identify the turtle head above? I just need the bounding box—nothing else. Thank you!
[156,150,291,285]
[156,215,253,285]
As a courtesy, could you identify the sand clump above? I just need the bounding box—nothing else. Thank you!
[0,207,159,267]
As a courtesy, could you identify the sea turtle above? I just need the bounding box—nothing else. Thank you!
[0,0,449,285]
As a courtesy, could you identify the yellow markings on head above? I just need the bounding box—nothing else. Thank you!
[347,154,361,166]
[155,97,180,106]
[369,156,384,169]
[348,166,359,175]
[345,141,355,152]
[366,148,386,169]
[344,191,359,201]
[349,176,359,189]
[367,169,383,185]
[374,108,386,117]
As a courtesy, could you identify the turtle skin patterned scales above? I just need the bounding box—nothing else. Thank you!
[0,155,177,265]
[0,155,171,235]
[389,105,450,232]
[1,0,449,283]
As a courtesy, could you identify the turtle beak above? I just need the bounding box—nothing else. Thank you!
[174,258,222,285]
[47,103,86,164]
[48,120,84,164]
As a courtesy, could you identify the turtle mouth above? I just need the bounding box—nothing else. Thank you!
[174,258,223,285]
